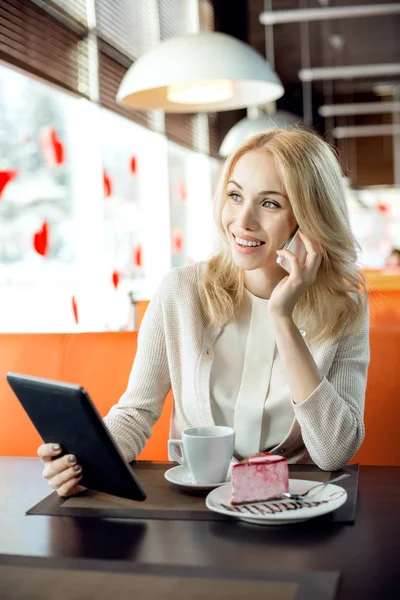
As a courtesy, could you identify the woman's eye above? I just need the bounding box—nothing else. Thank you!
[262,200,279,209]
[228,192,241,202]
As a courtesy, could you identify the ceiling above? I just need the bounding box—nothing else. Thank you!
[212,0,400,186]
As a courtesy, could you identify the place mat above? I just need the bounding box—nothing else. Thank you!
[0,554,340,600]
[27,462,359,524]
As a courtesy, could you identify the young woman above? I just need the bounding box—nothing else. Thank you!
[39,128,369,496]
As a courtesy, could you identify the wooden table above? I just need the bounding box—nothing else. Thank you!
[0,458,399,598]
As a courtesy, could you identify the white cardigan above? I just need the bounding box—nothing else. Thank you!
[104,262,370,470]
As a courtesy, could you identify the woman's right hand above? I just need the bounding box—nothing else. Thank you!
[38,443,87,497]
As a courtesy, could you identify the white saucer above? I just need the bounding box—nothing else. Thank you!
[206,479,348,526]
[164,465,231,492]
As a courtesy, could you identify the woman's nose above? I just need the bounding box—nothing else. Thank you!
[237,204,258,230]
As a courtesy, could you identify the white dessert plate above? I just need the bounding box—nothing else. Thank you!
[164,465,231,492]
[205,479,348,525]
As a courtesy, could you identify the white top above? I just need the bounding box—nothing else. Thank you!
[210,289,294,459]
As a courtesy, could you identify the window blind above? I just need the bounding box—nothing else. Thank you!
[31,0,88,26]
[95,0,156,60]
[0,0,220,153]
[0,0,90,96]
[208,113,220,158]
[165,113,196,149]
[98,40,150,128]
[199,0,214,32]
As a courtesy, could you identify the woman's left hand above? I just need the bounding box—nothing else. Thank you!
[269,231,322,319]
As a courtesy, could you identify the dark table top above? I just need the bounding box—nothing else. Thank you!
[1,458,400,598]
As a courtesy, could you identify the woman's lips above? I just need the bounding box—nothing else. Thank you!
[232,233,265,254]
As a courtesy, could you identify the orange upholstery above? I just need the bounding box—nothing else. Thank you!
[364,271,400,327]
[0,332,172,460]
[0,327,399,466]
[369,290,400,327]
[352,327,400,466]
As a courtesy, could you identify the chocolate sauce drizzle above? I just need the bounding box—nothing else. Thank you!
[221,491,345,515]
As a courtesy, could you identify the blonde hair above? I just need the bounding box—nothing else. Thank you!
[203,128,367,344]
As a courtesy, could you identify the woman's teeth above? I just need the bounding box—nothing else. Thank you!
[235,236,262,247]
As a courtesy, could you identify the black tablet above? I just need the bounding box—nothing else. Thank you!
[6,372,146,502]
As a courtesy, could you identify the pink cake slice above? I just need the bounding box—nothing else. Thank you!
[231,452,289,505]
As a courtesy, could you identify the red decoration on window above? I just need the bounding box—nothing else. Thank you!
[377,203,389,213]
[177,180,187,203]
[40,127,65,167]
[112,270,121,289]
[130,156,137,175]
[172,228,184,254]
[72,296,79,324]
[133,245,142,267]
[103,170,112,198]
[33,222,49,257]
[0,170,18,198]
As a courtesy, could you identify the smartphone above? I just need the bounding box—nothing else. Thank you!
[276,227,307,274]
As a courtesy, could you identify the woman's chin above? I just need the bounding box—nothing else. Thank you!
[231,252,269,271]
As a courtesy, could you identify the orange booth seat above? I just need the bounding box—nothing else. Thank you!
[364,270,400,328]
[0,327,399,466]
[0,332,172,461]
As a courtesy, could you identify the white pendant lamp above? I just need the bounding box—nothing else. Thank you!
[219,110,300,156]
[116,32,284,113]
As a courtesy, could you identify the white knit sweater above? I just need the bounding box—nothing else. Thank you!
[104,261,370,471]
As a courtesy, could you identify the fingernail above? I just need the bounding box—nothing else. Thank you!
[73,464,81,472]
[68,455,76,463]
[53,444,61,451]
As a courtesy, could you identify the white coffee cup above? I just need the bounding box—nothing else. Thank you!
[168,426,235,484]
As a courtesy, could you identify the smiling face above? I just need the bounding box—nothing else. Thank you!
[221,149,298,274]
